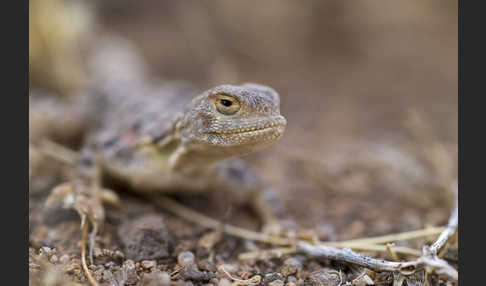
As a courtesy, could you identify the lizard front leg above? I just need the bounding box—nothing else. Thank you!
[214,159,288,236]
[45,147,119,264]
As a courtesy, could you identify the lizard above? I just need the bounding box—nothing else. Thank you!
[30,38,288,264]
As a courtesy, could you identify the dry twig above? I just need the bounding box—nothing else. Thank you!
[428,185,458,256]
[237,227,445,260]
[326,227,444,247]
[81,222,99,286]
[152,195,292,245]
[298,192,458,282]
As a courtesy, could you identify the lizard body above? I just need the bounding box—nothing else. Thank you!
[30,39,287,261]
[95,82,286,193]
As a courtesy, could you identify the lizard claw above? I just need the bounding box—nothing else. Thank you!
[46,180,106,228]
[46,180,118,264]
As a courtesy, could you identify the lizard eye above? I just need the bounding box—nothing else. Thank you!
[220,99,232,107]
[215,95,240,115]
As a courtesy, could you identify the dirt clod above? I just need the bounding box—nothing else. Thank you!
[118,214,175,261]
[179,266,216,282]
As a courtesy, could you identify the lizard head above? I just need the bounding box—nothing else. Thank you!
[176,83,286,160]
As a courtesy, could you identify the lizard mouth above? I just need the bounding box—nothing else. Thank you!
[206,116,286,135]
[205,116,286,146]
[216,117,286,135]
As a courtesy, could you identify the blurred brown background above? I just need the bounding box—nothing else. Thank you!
[31,0,457,239]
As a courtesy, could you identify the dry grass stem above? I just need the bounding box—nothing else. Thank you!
[386,243,399,261]
[238,243,422,261]
[325,227,444,247]
[152,195,292,245]
[81,222,99,286]
[428,187,458,256]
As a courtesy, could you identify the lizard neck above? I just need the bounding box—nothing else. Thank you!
[167,143,226,173]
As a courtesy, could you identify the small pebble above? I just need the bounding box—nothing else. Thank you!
[307,269,342,286]
[198,259,217,273]
[281,258,302,276]
[118,215,174,261]
[178,251,195,267]
[264,273,284,284]
[179,265,215,282]
[41,246,53,254]
[141,260,156,269]
[49,255,58,264]
[287,276,297,283]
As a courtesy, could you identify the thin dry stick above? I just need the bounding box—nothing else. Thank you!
[81,222,99,286]
[428,190,458,256]
[238,247,296,260]
[325,226,444,247]
[322,226,444,248]
[299,242,405,272]
[237,226,445,260]
[345,244,420,257]
[298,195,459,282]
[386,243,399,261]
[238,243,422,261]
[297,242,457,281]
[153,195,444,251]
[152,195,292,245]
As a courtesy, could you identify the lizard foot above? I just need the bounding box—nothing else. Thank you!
[45,180,119,264]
